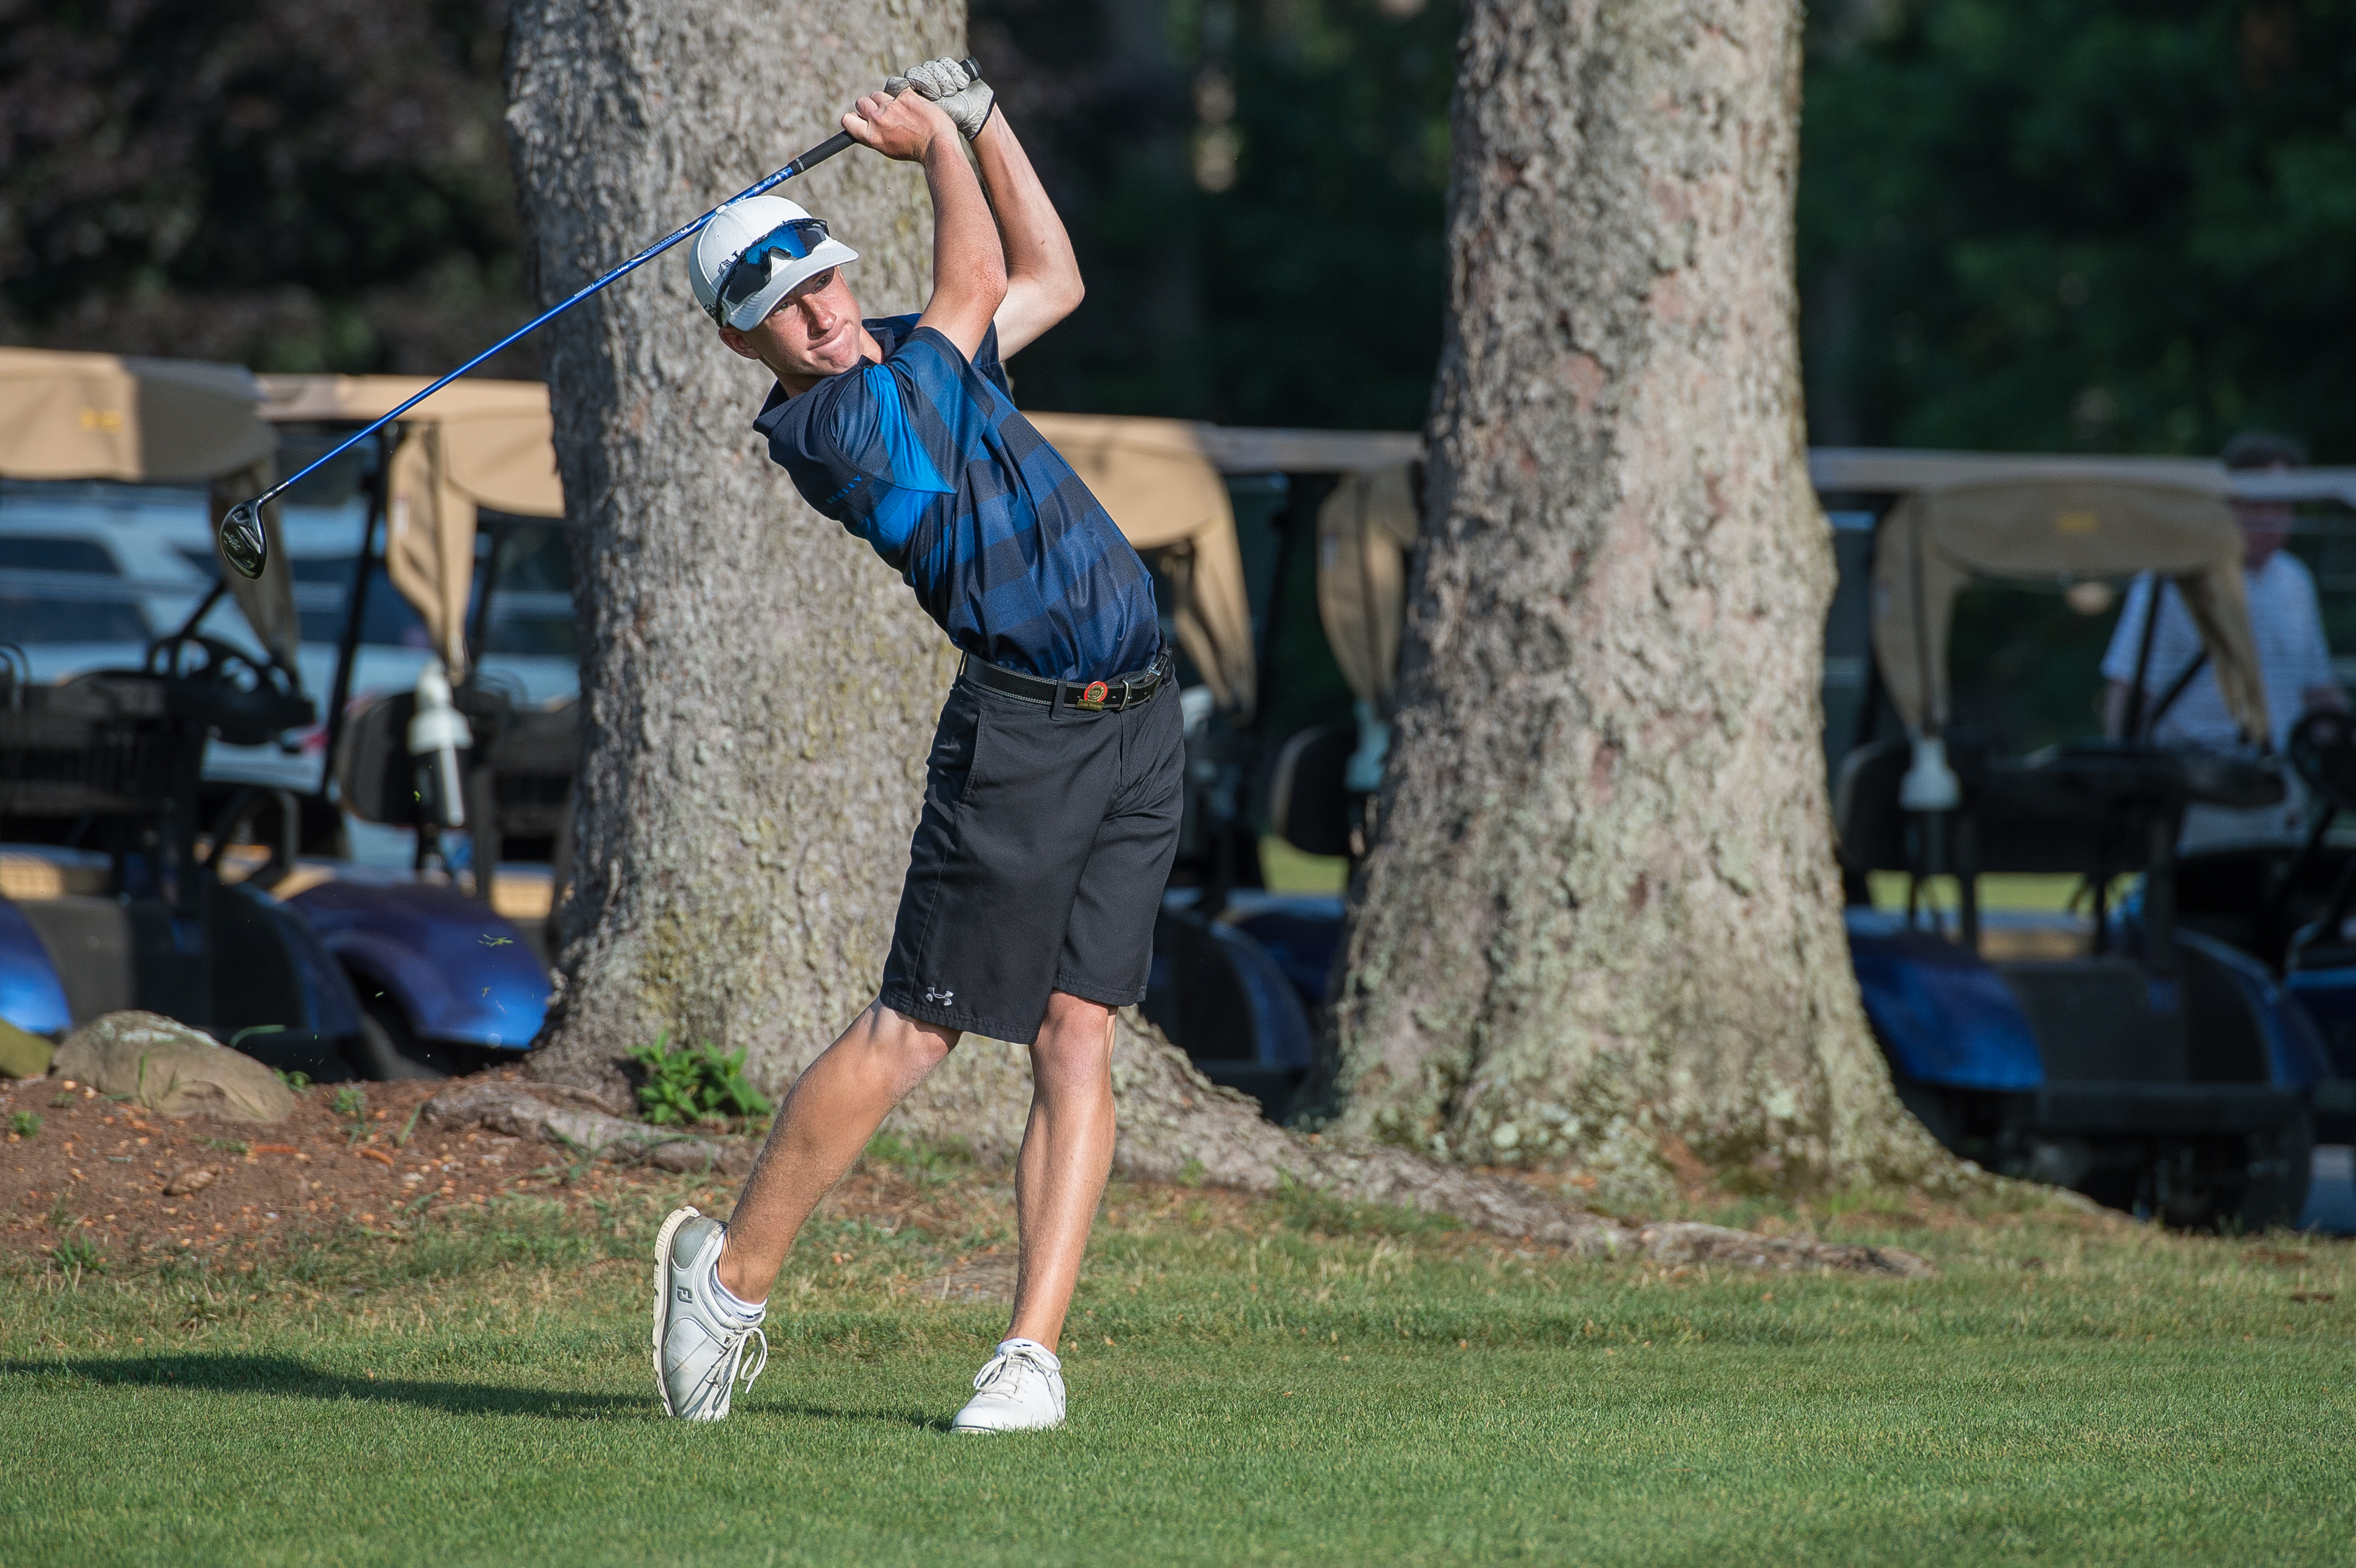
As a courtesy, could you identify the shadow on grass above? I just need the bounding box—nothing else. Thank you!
[2,1353,951,1430]
[5,1353,643,1420]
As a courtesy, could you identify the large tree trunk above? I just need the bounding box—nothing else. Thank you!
[505,0,964,1091]
[1328,0,1941,1202]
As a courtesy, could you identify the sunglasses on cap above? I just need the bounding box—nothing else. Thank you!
[713,218,832,323]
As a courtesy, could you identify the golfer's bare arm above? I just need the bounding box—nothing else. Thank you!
[842,92,1007,360]
[970,109,1082,358]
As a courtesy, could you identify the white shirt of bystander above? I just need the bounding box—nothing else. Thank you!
[2099,553,2335,754]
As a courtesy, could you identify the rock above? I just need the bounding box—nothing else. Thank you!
[51,1011,295,1123]
[0,1016,55,1080]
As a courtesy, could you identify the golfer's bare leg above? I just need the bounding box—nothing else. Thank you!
[715,1001,956,1302]
[1005,991,1118,1350]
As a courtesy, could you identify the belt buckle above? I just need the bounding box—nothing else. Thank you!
[1076,679,1110,711]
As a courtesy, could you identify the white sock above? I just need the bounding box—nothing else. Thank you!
[706,1257,766,1323]
[998,1337,1059,1369]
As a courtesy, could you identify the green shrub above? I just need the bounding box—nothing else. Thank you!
[50,1233,102,1274]
[627,1034,773,1126]
[9,1111,39,1139]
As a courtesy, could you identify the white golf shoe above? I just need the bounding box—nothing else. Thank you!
[950,1338,1067,1433]
[651,1206,767,1421]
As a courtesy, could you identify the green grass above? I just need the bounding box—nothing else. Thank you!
[3,1179,2352,1567]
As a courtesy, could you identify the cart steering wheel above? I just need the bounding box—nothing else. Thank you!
[2288,709,2356,817]
[143,633,299,700]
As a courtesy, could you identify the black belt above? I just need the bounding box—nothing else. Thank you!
[960,650,1173,713]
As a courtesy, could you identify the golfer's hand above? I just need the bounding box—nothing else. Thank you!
[844,88,955,162]
[888,57,996,141]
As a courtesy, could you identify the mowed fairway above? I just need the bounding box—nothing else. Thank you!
[4,1170,2351,1567]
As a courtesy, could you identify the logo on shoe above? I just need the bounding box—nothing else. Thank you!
[676,1285,694,1303]
[925,986,955,1005]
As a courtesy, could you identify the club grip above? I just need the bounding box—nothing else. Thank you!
[784,131,857,178]
[784,62,986,177]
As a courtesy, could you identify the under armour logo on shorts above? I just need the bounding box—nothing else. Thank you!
[925,986,955,1005]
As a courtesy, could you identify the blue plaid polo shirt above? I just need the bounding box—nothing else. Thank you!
[753,314,1161,682]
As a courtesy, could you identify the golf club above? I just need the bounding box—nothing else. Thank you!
[216,63,976,580]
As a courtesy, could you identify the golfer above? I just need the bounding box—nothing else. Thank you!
[651,61,1181,1433]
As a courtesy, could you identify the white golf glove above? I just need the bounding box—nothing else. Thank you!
[888,57,996,141]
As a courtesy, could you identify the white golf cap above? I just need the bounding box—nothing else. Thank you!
[689,194,859,331]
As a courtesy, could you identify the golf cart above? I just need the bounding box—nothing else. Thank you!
[1827,470,2326,1227]
[0,348,547,1079]
[252,374,580,949]
[1185,439,2343,1225]
[1,347,360,1074]
[1808,451,2356,1225]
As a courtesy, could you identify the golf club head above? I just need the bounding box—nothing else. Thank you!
[219,500,267,579]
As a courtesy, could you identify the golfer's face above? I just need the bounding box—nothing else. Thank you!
[747,268,863,378]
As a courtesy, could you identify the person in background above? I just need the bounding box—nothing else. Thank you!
[2102,430,2347,847]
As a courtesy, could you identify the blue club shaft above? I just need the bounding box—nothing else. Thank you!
[249,129,857,512]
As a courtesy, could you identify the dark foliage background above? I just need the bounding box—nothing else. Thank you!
[1801,0,2356,459]
[973,0,1455,427]
[0,0,530,377]
[4,0,2354,451]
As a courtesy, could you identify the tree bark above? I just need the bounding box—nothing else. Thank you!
[1328,0,1943,1201]
[505,0,965,1094]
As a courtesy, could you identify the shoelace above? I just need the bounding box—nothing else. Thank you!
[971,1345,1050,1398]
[697,1323,769,1406]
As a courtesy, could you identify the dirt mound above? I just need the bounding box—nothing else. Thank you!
[1,1070,558,1263]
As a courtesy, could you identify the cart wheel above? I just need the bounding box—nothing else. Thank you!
[2156,1111,2317,1232]
[345,998,456,1081]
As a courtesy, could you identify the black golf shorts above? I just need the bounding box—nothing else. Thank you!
[879,660,1184,1045]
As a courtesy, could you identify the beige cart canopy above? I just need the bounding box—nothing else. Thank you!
[0,346,298,674]
[1812,446,2356,509]
[1872,475,2270,744]
[1294,447,2301,744]
[1312,463,1419,708]
[260,375,564,679]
